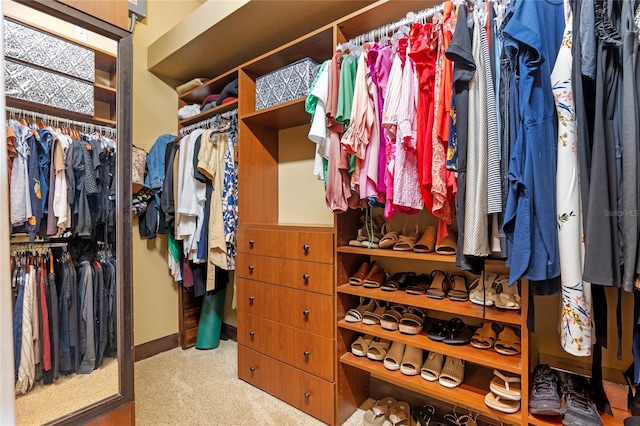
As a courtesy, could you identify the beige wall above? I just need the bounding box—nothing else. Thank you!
[132,0,202,346]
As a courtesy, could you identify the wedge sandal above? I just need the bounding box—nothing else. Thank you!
[383,341,406,371]
[349,262,370,285]
[439,356,465,388]
[413,225,436,253]
[400,345,423,376]
[420,351,444,382]
[398,306,427,335]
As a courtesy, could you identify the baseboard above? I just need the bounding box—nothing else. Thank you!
[134,333,179,362]
[222,323,237,342]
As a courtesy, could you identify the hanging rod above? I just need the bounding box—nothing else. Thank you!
[5,106,117,138]
[10,241,68,250]
[180,108,238,136]
[336,3,446,51]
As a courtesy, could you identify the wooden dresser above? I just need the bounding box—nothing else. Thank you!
[236,226,335,424]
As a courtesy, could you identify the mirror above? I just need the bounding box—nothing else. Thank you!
[1,0,133,424]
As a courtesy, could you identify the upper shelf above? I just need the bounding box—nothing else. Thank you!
[180,100,239,127]
[240,98,310,129]
[147,0,375,84]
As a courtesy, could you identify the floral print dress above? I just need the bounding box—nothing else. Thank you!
[551,0,593,356]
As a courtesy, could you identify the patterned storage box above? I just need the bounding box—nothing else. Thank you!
[255,57,320,110]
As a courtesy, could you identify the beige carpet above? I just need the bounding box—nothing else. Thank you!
[135,340,371,426]
[14,357,119,425]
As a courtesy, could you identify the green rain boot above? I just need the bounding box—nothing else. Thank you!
[195,286,226,350]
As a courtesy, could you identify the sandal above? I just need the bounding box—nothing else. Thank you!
[412,405,436,426]
[367,337,391,361]
[384,341,406,371]
[490,369,522,400]
[426,270,448,299]
[493,276,521,310]
[439,356,465,388]
[380,304,405,331]
[406,273,431,295]
[494,326,521,356]
[398,306,427,335]
[435,230,457,255]
[382,271,416,291]
[363,396,398,426]
[351,334,374,356]
[427,320,449,341]
[400,345,423,376]
[470,322,502,349]
[378,223,399,249]
[447,273,469,302]
[442,318,474,345]
[421,351,444,382]
[388,401,411,426]
[468,271,498,306]
[363,299,388,325]
[349,262,370,285]
[413,225,437,253]
[363,263,388,288]
[345,297,375,322]
[393,224,419,251]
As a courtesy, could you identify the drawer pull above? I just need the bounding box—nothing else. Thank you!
[249,331,255,337]
[302,274,310,281]
[248,265,255,271]
[249,240,255,247]
[302,309,310,317]
[303,351,310,358]
[303,244,310,251]
[304,392,311,399]
[250,366,256,373]
[249,296,255,302]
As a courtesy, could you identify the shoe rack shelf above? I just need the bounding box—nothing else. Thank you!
[341,352,523,425]
[339,320,521,374]
[337,246,510,267]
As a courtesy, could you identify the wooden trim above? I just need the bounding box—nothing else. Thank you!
[83,402,135,426]
[134,334,179,362]
[222,323,237,342]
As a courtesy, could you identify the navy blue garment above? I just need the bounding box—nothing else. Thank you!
[502,0,565,286]
[26,134,43,241]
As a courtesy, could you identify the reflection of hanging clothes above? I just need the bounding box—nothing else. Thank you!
[77,260,95,374]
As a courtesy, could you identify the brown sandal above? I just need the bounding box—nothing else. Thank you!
[495,326,521,356]
[413,225,436,253]
[349,262,371,285]
[471,322,502,349]
[363,263,388,288]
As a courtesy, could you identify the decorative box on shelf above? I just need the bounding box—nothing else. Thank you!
[255,57,320,110]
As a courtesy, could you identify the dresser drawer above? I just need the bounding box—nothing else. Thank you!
[237,279,334,338]
[238,312,334,381]
[237,254,334,295]
[237,227,334,263]
[238,346,335,424]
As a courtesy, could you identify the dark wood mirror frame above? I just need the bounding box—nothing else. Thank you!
[12,1,134,424]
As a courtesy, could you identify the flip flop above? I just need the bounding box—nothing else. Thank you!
[413,225,436,253]
[447,273,468,301]
[470,322,500,349]
[426,270,448,299]
[420,351,444,382]
[379,223,399,249]
[484,392,521,414]
[490,369,522,401]
[351,334,374,357]
[400,345,423,376]
[439,356,465,388]
[494,326,521,356]
[384,341,406,371]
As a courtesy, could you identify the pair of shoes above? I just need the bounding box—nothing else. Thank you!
[363,397,411,426]
[351,335,391,360]
[345,297,374,322]
[384,342,423,376]
[412,405,436,426]
[349,215,384,248]
[529,365,566,416]
[420,352,465,388]
[470,321,503,350]
[349,261,388,288]
[468,271,498,306]
[427,317,475,345]
[427,271,469,301]
[485,370,522,413]
[470,322,521,355]
[382,271,416,291]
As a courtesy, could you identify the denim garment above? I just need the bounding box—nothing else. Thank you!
[36,129,53,214]
[145,134,177,191]
[26,134,42,241]
[13,269,25,380]
[503,0,564,285]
